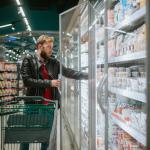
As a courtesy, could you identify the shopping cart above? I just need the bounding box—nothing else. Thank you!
[0,96,58,150]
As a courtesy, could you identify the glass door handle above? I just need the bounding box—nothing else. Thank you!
[97,74,107,114]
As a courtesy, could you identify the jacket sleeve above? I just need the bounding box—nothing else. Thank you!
[60,63,88,80]
[21,56,52,88]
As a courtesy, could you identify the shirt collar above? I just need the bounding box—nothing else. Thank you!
[34,52,50,69]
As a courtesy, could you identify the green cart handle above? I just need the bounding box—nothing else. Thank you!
[15,96,58,108]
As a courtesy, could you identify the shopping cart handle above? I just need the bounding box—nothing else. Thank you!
[15,96,46,101]
[15,96,58,106]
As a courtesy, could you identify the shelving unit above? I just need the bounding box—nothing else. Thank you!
[114,7,146,31]
[109,87,146,103]
[112,115,146,146]
[106,1,147,150]
[0,63,18,105]
[109,51,146,64]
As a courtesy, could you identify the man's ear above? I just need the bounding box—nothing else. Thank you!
[37,44,42,50]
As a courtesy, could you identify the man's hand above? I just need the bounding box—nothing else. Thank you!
[51,80,61,88]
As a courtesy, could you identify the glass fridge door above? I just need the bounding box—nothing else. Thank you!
[60,2,89,150]
[95,13,106,150]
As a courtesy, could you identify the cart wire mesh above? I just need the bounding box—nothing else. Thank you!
[0,97,57,150]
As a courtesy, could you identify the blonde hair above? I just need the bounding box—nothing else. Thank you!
[36,35,54,47]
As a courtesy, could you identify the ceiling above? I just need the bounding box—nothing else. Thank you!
[0,0,79,35]
[0,0,79,61]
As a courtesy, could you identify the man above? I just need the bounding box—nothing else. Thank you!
[20,35,88,150]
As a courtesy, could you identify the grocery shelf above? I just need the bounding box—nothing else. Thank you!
[0,94,17,97]
[112,114,146,146]
[0,70,17,73]
[109,51,146,64]
[109,87,146,103]
[114,7,146,31]
[0,87,17,89]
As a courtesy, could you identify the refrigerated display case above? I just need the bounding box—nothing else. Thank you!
[60,2,98,150]
[60,0,149,150]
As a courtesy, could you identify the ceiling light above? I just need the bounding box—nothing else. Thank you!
[16,0,21,5]
[27,25,31,31]
[24,18,29,26]
[19,7,25,17]
[33,37,36,44]
[11,26,15,31]
[0,24,12,29]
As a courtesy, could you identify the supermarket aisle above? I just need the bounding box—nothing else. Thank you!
[57,110,73,150]
[57,110,60,150]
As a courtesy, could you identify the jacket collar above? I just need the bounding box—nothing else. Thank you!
[34,53,51,70]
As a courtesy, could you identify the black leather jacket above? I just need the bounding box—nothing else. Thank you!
[21,54,88,104]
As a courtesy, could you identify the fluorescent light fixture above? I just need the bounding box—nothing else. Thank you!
[19,7,25,17]
[11,26,15,30]
[0,24,12,29]
[24,18,29,26]
[33,37,36,43]
[27,25,31,31]
[16,0,21,5]
[15,0,33,33]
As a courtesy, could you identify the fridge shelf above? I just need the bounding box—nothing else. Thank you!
[109,51,146,64]
[109,87,146,103]
[112,114,146,146]
[112,7,146,31]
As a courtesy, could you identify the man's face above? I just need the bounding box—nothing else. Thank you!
[40,41,53,60]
